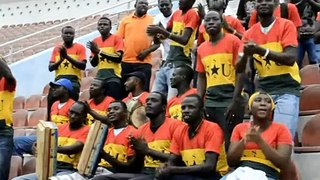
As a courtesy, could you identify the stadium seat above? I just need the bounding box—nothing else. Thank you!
[299,85,320,113]
[13,96,26,111]
[86,68,98,77]
[40,95,47,108]
[13,128,26,137]
[79,89,90,101]
[301,113,320,146]
[297,114,315,144]
[80,76,94,92]
[300,64,320,86]
[27,108,47,126]
[24,94,42,111]
[12,109,28,127]
[293,148,320,180]
[42,84,50,95]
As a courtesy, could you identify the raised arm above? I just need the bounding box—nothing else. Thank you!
[130,136,170,162]
[160,152,219,176]
[100,152,145,173]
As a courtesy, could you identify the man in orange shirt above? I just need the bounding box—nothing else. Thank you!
[167,65,197,121]
[87,17,124,100]
[157,94,226,179]
[87,78,115,125]
[96,92,182,179]
[0,57,16,180]
[12,78,75,163]
[236,0,300,138]
[123,72,149,128]
[50,78,76,125]
[117,0,160,92]
[48,26,87,121]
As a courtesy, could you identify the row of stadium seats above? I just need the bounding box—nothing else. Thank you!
[0,10,133,63]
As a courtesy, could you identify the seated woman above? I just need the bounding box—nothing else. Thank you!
[223,92,292,180]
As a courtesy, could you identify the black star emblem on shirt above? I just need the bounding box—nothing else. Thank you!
[211,65,219,75]
[63,61,69,68]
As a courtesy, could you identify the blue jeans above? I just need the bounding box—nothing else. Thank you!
[151,65,177,100]
[12,170,76,180]
[297,38,320,68]
[12,136,37,157]
[0,133,13,180]
[271,94,299,139]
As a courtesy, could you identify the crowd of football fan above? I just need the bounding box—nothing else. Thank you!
[1,0,320,179]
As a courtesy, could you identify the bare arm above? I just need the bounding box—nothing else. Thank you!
[64,56,87,70]
[256,139,292,169]
[57,141,84,155]
[48,60,63,72]
[100,152,145,173]
[147,26,194,46]
[227,139,246,167]
[167,152,218,175]
[88,109,110,126]
[252,46,297,66]
[197,72,206,99]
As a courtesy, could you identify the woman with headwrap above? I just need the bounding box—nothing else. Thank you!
[222,91,293,180]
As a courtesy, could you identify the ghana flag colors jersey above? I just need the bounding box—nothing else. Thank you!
[99,125,136,168]
[51,99,75,125]
[87,96,115,125]
[57,124,90,169]
[197,33,240,107]
[241,18,300,96]
[0,77,16,128]
[231,122,292,179]
[170,120,228,175]
[92,35,123,80]
[50,43,86,82]
[134,118,182,168]
[166,88,197,121]
[166,8,200,64]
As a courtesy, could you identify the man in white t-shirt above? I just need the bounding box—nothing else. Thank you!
[151,0,178,100]
[153,0,173,63]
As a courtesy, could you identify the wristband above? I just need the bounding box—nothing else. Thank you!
[263,49,269,59]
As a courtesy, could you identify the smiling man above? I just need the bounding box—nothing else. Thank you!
[87,17,124,100]
[197,10,245,150]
